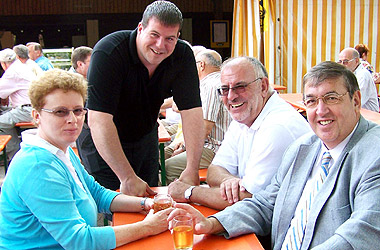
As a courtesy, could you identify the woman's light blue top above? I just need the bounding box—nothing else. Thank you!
[0,134,119,249]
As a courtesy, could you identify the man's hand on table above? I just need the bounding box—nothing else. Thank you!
[168,203,222,235]
[220,177,246,204]
[120,175,156,197]
[168,180,192,202]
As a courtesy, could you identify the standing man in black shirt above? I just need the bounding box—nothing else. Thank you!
[86,0,204,196]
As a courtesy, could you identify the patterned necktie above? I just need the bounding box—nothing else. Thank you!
[281,151,332,250]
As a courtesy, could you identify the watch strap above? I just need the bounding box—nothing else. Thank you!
[185,185,196,201]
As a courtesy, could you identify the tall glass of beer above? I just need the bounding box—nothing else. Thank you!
[172,214,193,250]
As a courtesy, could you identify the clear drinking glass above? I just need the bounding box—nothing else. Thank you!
[153,193,173,213]
[172,214,194,250]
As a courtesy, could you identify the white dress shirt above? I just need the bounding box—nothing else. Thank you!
[212,92,312,194]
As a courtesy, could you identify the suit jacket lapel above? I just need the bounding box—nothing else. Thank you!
[275,139,321,242]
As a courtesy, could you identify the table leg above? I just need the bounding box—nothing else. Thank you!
[159,143,166,186]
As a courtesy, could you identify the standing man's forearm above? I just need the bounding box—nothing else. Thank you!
[179,107,204,184]
[88,110,134,181]
[88,110,152,196]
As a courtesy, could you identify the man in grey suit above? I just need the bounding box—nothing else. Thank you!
[169,61,380,249]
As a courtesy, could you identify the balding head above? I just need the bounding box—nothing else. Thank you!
[338,47,360,72]
[194,49,222,80]
[219,56,272,127]
[192,45,206,57]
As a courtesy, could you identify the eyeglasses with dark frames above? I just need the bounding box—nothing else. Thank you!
[303,92,348,108]
[40,107,88,117]
[217,77,262,96]
[337,58,355,65]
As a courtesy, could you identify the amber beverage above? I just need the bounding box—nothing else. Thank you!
[172,215,193,250]
[153,194,173,213]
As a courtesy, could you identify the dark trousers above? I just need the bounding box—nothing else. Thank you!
[76,123,159,190]
[120,123,159,187]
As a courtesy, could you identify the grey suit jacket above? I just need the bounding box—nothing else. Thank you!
[214,116,380,250]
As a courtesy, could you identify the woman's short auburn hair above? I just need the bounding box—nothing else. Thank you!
[28,69,88,111]
[354,44,369,58]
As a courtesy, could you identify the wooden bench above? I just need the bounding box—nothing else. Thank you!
[15,122,36,129]
[199,168,208,183]
[0,135,12,174]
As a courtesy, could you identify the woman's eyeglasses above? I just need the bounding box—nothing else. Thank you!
[217,77,262,96]
[41,107,88,117]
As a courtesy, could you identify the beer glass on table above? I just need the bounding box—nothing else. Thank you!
[153,193,173,213]
[172,214,193,250]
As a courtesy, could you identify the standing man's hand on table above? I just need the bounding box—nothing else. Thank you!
[121,175,156,197]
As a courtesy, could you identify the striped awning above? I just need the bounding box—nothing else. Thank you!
[232,0,380,93]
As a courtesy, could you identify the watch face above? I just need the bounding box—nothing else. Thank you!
[185,186,194,200]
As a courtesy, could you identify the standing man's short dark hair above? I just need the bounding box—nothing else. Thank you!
[141,0,183,29]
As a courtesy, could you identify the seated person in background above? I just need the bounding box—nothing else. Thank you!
[338,47,379,112]
[168,56,311,210]
[0,48,36,159]
[163,101,185,160]
[355,43,380,84]
[164,120,184,159]
[68,46,93,79]
[162,45,207,160]
[0,69,172,249]
[160,97,181,137]
[165,49,232,184]
[169,61,380,250]
[13,44,43,76]
[26,42,54,71]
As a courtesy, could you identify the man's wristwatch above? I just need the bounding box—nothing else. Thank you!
[184,186,196,201]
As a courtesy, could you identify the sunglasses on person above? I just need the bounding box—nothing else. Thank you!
[40,107,88,117]
[217,77,262,96]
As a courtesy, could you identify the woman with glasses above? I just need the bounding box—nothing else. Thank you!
[0,69,172,249]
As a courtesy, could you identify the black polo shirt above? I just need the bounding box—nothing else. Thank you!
[87,29,201,142]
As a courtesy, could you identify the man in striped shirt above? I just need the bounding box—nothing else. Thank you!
[165,49,231,184]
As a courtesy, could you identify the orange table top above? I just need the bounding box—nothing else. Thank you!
[158,119,171,143]
[271,84,287,91]
[279,93,306,111]
[0,135,12,151]
[113,187,264,250]
[279,93,380,125]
